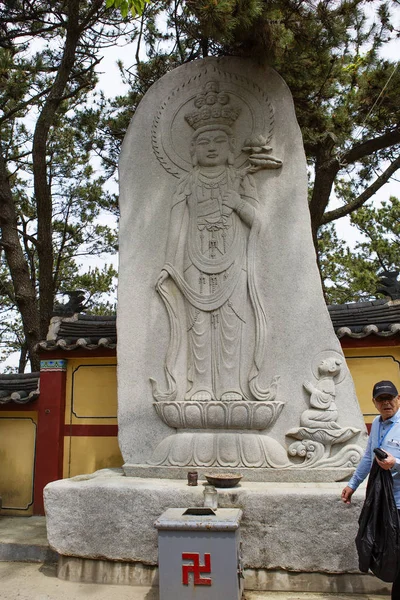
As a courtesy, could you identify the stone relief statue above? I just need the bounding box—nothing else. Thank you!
[117,58,367,477]
[151,81,280,404]
[141,69,363,471]
[146,73,293,468]
[286,354,363,468]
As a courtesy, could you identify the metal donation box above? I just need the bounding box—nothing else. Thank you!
[154,507,243,600]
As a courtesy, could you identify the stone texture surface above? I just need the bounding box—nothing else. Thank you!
[57,556,157,586]
[56,557,391,595]
[45,471,366,574]
[118,56,367,472]
[244,571,391,595]
[123,464,356,482]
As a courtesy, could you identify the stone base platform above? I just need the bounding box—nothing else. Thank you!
[44,469,384,593]
[123,464,356,482]
[57,557,391,595]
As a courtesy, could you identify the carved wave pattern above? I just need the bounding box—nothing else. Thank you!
[149,432,291,468]
[288,439,364,469]
[154,400,284,430]
[286,426,360,446]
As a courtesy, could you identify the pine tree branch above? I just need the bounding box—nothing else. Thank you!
[322,154,400,225]
[339,127,400,166]
[16,228,38,248]
[173,0,185,63]
[135,7,146,65]
[0,86,53,126]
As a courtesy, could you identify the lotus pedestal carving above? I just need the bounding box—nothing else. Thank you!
[150,398,289,468]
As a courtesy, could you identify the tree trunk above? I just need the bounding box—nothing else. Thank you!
[0,154,41,371]
[33,0,81,340]
[309,143,339,243]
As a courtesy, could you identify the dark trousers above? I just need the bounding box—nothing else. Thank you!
[393,572,400,600]
[393,511,400,600]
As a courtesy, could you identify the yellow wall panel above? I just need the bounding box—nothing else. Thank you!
[65,357,117,425]
[0,413,37,516]
[65,436,123,479]
[345,349,400,419]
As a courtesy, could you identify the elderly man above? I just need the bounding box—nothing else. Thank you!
[342,380,400,598]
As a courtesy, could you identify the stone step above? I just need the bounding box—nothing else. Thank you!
[0,516,58,563]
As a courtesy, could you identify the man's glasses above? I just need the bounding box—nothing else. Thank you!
[374,395,397,403]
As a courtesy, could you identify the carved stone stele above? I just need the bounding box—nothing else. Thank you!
[117,57,367,477]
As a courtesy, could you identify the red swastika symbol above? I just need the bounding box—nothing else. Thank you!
[182,552,212,586]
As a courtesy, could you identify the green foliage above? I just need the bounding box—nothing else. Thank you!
[351,196,400,271]
[319,196,400,305]
[60,264,117,313]
[0,1,130,371]
[106,0,149,17]
[102,0,400,307]
[102,0,399,224]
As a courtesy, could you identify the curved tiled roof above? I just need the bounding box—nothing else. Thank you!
[328,299,400,339]
[37,314,117,352]
[35,299,400,352]
[0,372,40,405]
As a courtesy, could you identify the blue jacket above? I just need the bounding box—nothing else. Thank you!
[348,408,400,508]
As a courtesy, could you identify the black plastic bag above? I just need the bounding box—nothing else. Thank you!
[355,460,400,582]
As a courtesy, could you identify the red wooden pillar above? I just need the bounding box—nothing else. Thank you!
[33,358,67,515]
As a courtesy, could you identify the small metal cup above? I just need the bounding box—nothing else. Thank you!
[187,471,198,486]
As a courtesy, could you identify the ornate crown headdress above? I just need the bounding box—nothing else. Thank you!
[184,81,241,131]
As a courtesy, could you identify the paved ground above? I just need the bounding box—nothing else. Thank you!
[0,562,157,599]
[0,516,57,562]
[0,563,392,600]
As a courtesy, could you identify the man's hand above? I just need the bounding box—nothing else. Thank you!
[341,486,354,504]
[376,451,396,470]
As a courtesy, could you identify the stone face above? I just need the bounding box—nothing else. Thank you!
[44,471,364,574]
[118,56,367,472]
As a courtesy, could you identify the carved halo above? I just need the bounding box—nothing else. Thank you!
[152,66,275,178]
[310,349,348,385]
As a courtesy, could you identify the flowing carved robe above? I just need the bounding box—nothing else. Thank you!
[152,166,268,402]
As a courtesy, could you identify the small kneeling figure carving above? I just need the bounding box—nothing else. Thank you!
[286,354,363,468]
[301,357,342,430]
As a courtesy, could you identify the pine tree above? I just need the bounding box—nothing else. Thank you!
[0,1,129,370]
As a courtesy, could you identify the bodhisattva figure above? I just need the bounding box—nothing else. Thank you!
[152,81,275,404]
